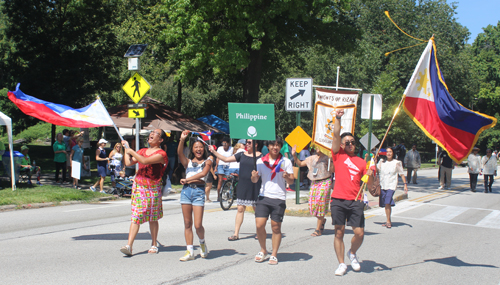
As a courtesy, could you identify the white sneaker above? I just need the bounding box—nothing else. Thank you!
[200,243,208,258]
[179,250,194,261]
[348,249,361,271]
[438,186,444,190]
[335,263,347,276]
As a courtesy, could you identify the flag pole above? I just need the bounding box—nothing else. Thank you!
[97,98,124,142]
[357,95,405,201]
[374,95,406,158]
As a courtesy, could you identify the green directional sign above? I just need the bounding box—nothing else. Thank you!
[228,103,276,140]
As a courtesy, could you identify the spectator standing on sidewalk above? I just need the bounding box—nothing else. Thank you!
[467,147,481,192]
[438,150,454,190]
[330,109,373,276]
[90,139,109,193]
[53,133,67,184]
[292,145,333,237]
[404,144,421,184]
[377,147,407,229]
[482,148,497,193]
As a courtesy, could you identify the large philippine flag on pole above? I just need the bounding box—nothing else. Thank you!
[403,38,497,163]
[8,83,114,128]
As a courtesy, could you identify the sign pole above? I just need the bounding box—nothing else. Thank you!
[367,95,374,161]
[295,112,301,204]
[135,117,140,171]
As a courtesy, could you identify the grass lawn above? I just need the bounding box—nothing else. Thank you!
[0,185,109,206]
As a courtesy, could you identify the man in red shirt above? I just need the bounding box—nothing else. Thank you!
[330,109,373,276]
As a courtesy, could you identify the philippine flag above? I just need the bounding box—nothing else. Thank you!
[8,83,114,128]
[403,39,496,163]
[199,130,212,141]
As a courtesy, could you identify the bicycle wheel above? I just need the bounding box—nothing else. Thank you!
[220,180,234,211]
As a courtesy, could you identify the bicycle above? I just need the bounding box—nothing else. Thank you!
[220,173,239,211]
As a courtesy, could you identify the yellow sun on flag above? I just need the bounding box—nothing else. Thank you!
[416,68,431,97]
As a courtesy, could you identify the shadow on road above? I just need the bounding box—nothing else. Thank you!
[381,256,499,271]
[277,252,313,262]
[72,232,151,240]
[373,221,413,228]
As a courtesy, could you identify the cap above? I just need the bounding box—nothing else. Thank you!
[473,146,480,151]
[98,138,108,145]
[21,145,29,152]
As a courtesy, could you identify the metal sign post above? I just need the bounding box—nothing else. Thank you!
[286,78,313,204]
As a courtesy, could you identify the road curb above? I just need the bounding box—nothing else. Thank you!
[0,196,118,212]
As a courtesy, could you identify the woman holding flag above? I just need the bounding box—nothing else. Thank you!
[119,129,168,256]
[376,147,408,228]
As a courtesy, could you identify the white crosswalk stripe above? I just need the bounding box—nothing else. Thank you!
[367,201,500,230]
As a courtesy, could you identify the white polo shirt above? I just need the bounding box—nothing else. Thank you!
[256,156,293,200]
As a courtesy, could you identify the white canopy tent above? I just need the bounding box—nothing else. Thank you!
[0,111,16,190]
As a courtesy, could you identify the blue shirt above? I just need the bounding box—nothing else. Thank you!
[72,145,84,163]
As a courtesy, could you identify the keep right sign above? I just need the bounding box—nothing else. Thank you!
[286,78,313,112]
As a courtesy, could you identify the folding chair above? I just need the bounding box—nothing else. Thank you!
[19,167,30,184]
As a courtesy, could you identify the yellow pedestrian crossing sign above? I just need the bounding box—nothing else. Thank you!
[122,72,151,104]
[128,108,146,118]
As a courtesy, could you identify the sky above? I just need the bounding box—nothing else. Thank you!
[450,0,500,43]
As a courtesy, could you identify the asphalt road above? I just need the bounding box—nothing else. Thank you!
[1,166,499,284]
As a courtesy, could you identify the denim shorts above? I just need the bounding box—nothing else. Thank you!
[217,165,230,176]
[180,184,205,206]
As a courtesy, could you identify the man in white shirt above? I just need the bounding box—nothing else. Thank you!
[216,137,233,199]
[251,136,294,265]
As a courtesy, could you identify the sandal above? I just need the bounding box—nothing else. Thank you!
[255,251,268,263]
[311,230,322,237]
[148,245,159,254]
[386,223,392,229]
[268,255,278,265]
[120,245,132,256]
[228,235,239,241]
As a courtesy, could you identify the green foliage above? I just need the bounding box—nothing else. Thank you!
[11,123,79,144]
[160,0,359,102]
[471,22,500,116]
[0,186,108,206]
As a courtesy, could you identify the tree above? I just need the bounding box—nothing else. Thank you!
[472,22,500,116]
[2,0,125,133]
[160,0,359,103]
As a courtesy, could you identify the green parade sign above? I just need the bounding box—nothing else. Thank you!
[228,103,276,140]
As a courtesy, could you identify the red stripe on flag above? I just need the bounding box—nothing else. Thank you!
[404,97,475,159]
[8,92,105,128]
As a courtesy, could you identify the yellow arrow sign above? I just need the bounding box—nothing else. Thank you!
[128,108,146,118]
[122,73,151,104]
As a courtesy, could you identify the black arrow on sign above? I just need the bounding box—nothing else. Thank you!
[290,89,305,100]
[133,110,140,116]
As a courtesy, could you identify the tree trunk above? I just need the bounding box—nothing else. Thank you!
[51,124,56,149]
[243,49,263,103]
[177,81,182,112]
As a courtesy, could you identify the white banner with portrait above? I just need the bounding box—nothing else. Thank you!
[312,89,359,156]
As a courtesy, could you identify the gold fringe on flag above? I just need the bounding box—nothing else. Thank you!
[384,11,429,56]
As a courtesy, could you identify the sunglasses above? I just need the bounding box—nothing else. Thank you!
[343,140,356,146]
[246,141,252,145]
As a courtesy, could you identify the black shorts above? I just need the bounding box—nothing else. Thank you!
[255,196,286,223]
[330,198,365,228]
